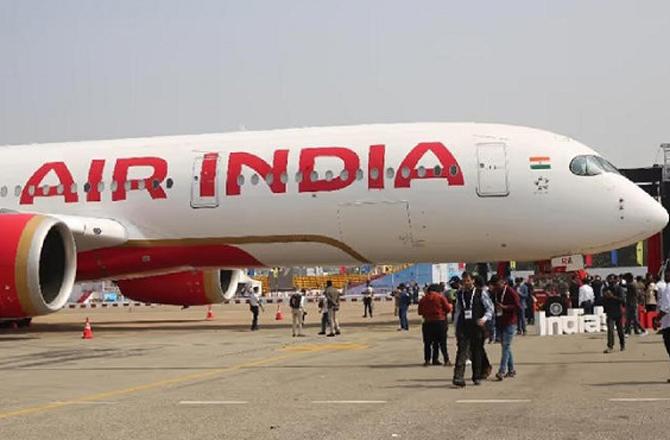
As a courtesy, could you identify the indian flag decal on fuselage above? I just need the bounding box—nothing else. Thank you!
[529,156,551,170]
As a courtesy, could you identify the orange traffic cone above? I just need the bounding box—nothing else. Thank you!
[82,318,94,339]
[275,305,284,321]
[206,305,214,321]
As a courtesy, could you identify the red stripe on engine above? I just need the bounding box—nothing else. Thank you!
[76,243,263,281]
[0,214,35,317]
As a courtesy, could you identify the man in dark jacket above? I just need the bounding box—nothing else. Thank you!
[603,274,626,353]
[398,284,411,331]
[452,272,494,387]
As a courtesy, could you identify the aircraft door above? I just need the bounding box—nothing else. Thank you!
[191,153,220,208]
[476,142,509,197]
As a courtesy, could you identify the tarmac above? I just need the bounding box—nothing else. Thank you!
[1,301,669,440]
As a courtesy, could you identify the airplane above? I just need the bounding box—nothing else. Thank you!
[0,122,666,321]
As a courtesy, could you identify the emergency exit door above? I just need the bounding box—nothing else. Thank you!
[476,143,509,197]
[191,153,220,208]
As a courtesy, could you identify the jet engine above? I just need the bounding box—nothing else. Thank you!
[116,269,246,306]
[0,213,77,318]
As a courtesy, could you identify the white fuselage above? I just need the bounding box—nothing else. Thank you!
[0,123,666,273]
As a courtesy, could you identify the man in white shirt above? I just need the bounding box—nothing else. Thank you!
[656,270,670,382]
[248,287,264,331]
[578,278,595,315]
[362,282,374,318]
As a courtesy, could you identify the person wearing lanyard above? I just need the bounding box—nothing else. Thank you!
[490,275,521,381]
[452,271,494,387]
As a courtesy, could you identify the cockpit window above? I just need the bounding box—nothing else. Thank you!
[569,155,620,176]
[593,156,621,175]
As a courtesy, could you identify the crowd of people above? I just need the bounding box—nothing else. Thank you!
[243,268,670,385]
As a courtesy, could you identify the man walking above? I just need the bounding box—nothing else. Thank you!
[248,286,264,331]
[324,280,341,337]
[418,284,452,366]
[289,289,306,337]
[603,274,626,353]
[490,275,521,380]
[453,272,494,387]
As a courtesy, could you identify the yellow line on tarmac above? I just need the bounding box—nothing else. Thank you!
[0,342,358,422]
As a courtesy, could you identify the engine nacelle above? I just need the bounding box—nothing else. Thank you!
[0,213,77,318]
[116,269,245,306]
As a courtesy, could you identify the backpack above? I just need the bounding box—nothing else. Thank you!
[289,293,302,309]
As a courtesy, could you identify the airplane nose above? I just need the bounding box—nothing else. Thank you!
[620,181,668,239]
[647,198,669,233]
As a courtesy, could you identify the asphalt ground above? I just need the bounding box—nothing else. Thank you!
[1,301,669,440]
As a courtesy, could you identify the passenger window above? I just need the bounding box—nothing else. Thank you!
[295,171,303,183]
[280,172,288,184]
[110,181,118,192]
[0,186,7,197]
[265,173,274,185]
[70,183,77,193]
[310,171,318,182]
[152,179,159,189]
[325,170,334,182]
[98,182,106,192]
[401,167,410,178]
[251,174,259,185]
[356,169,364,181]
[450,165,459,176]
[28,185,35,196]
[83,182,91,193]
[14,185,21,197]
[56,184,64,195]
[434,165,442,176]
[417,166,426,178]
[370,168,379,180]
[124,181,132,191]
[166,178,174,189]
[386,168,395,179]
[41,185,49,195]
[340,169,349,181]
[237,175,245,186]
